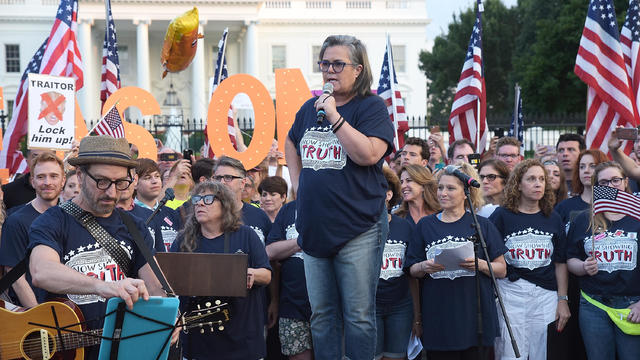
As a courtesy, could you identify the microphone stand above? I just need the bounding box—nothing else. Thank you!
[464,185,519,359]
[145,189,175,226]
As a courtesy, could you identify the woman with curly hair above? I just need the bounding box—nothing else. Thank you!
[555,149,608,229]
[406,163,507,360]
[567,162,640,359]
[395,164,440,225]
[170,181,272,360]
[489,159,570,360]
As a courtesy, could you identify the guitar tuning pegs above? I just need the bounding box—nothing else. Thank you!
[200,328,205,334]
[218,325,224,331]
[215,300,221,305]
[205,301,211,307]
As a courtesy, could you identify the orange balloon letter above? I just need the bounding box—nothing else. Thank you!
[275,69,311,164]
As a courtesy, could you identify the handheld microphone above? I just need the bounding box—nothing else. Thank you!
[145,188,176,225]
[444,165,481,188]
[317,82,334,124]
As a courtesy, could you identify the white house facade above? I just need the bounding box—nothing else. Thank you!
[0,0,430,126]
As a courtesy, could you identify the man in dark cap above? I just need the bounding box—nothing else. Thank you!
[28,135,166,358]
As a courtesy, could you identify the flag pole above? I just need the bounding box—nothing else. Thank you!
[215,28,229,89]
[387,33,400,151]
[477,0,484,151]
[513,84,520,137]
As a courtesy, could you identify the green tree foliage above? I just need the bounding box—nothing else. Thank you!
[420,0,629,122]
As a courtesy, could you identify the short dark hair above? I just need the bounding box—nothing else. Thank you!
[404,137,430,161]
[447,139,476,160]
[215,156,246,177]
[136,158,160,179]
[319,35,374,98]
[495,137,521,154]
[192,158,217,183]
[257,176,288,197]
[556,133,586,151]
[477,159,510,185]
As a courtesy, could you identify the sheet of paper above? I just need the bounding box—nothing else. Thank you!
[433,241,475,272]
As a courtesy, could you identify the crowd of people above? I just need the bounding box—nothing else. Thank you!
[1,33,640,360]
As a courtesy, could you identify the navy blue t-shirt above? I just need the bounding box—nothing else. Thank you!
[555,196,589,232]
[129,204,180,252]
[489,207,565,290]
[27,205,155,331]
[566,211,640,296]
[405,212,507,351]
[377,214,413,305]
[0,203,47,304]
[265,201,311,321]
[242,202,272,245]
[288,95,394,257]
[171,225,271,360]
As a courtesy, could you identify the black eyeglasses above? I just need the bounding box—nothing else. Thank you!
[84,170,132,191]
[597,177,626,187]
[479,174,504,182]
[317,60,358,73]
[191,194,216,205]
[543,160,559,166]
[213,174,244,182]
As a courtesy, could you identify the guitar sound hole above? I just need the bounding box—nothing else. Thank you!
[22,330,55,360]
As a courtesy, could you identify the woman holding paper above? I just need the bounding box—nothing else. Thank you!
[567,162,640,360]
[406,162,507,360]
[489,159,570,360]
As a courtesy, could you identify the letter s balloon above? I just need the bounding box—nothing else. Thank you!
[160,7,203,79]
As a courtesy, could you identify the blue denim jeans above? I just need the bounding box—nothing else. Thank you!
[303,210,388,360]
[375,295,413,359]
[579,293,640,360]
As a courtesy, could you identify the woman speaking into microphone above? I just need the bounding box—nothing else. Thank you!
[285,35,395,360]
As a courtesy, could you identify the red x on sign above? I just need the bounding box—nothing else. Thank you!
[39,92,65,125]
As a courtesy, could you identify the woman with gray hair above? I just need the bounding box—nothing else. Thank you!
[285,34,395,359]
[170,181,271,360]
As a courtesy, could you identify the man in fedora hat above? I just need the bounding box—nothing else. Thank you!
[28,135,166,355]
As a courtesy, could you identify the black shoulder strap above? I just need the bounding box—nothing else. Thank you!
[117,209,175,297]
[0,257,28,297]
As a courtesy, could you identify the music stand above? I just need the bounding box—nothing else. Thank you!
[155,252,248,297]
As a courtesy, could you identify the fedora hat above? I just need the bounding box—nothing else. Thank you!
[68,135,138,168]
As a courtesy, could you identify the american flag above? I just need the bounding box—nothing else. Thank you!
[448,0,487,153]
[92,104,125,138]
[575,0,638,155]
[508,84,524,154]
[203,28,237,158]
[593,185,640,221]
[100,0,121,110]
[377,35,408,152]
[0,0,83,175]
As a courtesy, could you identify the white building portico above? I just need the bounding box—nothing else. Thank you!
[0,0,430,125]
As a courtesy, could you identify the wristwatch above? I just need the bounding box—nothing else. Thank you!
[558,295,569,301]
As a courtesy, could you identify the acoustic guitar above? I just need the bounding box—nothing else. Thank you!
[0,299,229,360]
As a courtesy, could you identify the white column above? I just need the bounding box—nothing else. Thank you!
[77,18,95,119]
[191,22,206,121]
[134,19,151,92]
[244,20,258,77]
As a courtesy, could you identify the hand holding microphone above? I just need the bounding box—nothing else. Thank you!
[316,82,334,125]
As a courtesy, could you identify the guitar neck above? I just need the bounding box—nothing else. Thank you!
[59,328,105,349]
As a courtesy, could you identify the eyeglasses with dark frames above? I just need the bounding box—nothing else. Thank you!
[597,177,626,187]
[479,174,504,182]
[84,170,132,191]
[317,60,359,73]
[213,174,244,182]
[191,194,216,205]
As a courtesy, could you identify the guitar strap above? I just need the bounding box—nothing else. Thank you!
[60,201,132,277]
[116,209,175,297]
[0,257,27,297]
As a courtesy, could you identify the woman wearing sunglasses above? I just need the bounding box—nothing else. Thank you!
[567,162,640,359]
[171,181,272,360]
[285,35,395,359]
[477,159,509,217]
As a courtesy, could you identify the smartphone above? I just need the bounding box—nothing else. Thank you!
[183,149,194,164]
[430,125,441,134]
[616,127,639,140]
[494,128,505,139]
[468,153,481,169]
[158,153,179,162]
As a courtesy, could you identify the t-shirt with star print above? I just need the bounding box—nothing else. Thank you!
[27,206,155,331]
[288,94,394,257]
[405,212,507,351]
[566,210,640,296]
[376,214,414,305]
[489,207,566,290]
[265,200,311,321]
[242,202,272,245]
